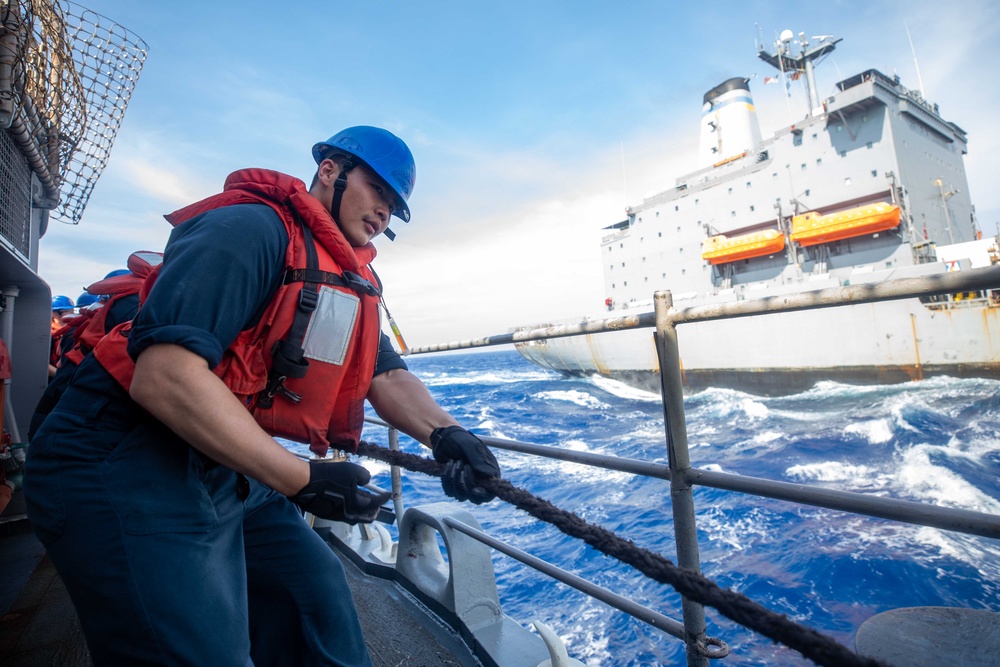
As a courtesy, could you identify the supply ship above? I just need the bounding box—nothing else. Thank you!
[514,30,1000,394]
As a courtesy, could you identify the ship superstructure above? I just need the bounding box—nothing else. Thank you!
[515,31,998,393]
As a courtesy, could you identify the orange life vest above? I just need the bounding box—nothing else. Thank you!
[64,252,163,367]
[50,315,87,367]
[92,169,382,457]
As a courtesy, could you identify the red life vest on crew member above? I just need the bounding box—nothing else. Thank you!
[92,169,381,457]
[50,314,89,367]
[64,252,163,367]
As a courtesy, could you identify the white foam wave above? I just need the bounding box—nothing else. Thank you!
[418,369,555,387]
[589,374,662,402]
[535,389,610,410]
[700,506,772,551]
[895,445,1000,514]
[786,461,881,484]
[844,418,894,444]
[693,388,770,421]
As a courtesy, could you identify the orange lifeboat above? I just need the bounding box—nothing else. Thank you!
[701,228,785,265]
[790,202,901,247]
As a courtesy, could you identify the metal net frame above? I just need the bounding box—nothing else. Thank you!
[0,0,146,224]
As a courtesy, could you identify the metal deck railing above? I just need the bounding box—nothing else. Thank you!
[367,264,1000,665]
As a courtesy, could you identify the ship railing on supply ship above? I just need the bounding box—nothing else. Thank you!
[381,264,1000,667]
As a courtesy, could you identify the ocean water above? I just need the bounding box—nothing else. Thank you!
[319,348,1000,666]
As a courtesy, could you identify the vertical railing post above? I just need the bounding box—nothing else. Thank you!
[654,290,709,667]
[388,426,405,520]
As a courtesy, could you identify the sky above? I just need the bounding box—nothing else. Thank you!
[39,0,1000,349]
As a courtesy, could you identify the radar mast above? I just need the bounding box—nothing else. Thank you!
[758,31,841,115]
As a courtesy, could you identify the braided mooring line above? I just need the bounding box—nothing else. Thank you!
[356,441,889,667]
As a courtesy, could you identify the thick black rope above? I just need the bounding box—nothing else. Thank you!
[356,440,890,667]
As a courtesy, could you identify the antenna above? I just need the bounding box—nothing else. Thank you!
[904,20,926,98]
[620,141,629,210]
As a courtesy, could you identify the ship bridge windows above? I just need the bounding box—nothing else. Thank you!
[816,158,823,166]
[801,163,807,170]
[871,170,878,177]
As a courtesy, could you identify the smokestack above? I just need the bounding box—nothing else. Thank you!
[698,77,762,168]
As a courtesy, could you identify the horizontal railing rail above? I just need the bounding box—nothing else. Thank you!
[409,264,1000,353]
[442,516,690,640]
[475,435,1000,539]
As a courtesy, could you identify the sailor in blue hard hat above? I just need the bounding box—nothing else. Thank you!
[76,292,102,309]
[50,295,74,333]
[311,125,416,241]
[51,294,74,315]
[48,295,75,376]
[24,125,500,667]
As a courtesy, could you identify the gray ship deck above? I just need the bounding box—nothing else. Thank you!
[0,492,477,667]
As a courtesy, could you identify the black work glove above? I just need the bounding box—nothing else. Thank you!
[430,426,501,504]
[289,460,391,524]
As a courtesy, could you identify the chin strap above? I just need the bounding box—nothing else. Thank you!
[328,159,356,224]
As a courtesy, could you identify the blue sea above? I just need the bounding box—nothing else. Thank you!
[322,348,1000,666]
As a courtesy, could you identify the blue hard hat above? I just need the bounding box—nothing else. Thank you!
[311,126,416,223]
[77,292,101,308]
[104,268,131,279]
[51,295,74,311]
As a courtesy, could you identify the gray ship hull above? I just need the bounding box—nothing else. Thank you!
[516,276,1000,395]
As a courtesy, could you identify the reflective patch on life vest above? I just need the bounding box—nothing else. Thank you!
[302,286,359,366]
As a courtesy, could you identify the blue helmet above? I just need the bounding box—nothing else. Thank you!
[104,268,130,279]
[77,292,101,308]
[51,295,74,311]
[311,126,416,223]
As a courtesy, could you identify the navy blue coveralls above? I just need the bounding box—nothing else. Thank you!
[24,204,405,666]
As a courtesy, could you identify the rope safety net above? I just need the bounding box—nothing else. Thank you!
[0,0,147,224]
